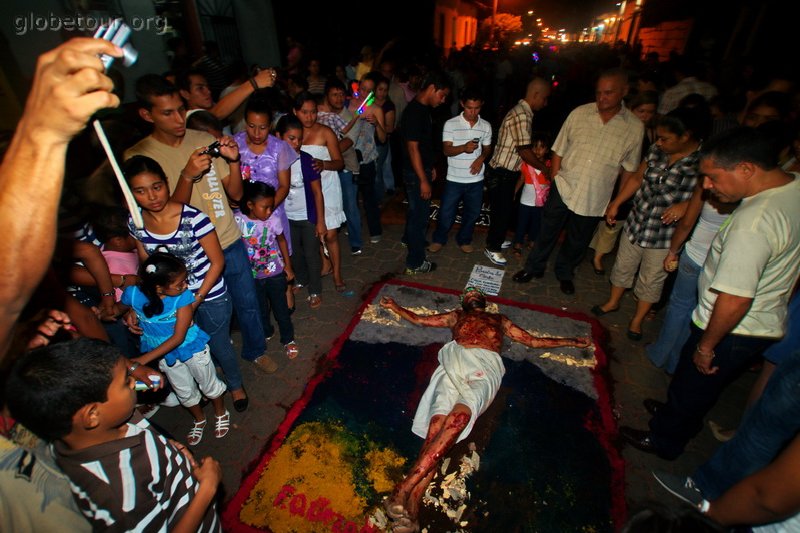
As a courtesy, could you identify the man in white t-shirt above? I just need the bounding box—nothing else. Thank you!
[620,127,800,460]
[428,88,493,254]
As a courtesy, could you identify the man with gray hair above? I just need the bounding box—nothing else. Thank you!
[513,69,643,295]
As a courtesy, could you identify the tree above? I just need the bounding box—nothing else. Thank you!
[479,13,523,47]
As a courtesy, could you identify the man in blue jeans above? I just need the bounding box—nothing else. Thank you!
[399,71,452,274]
[428,87,492,255]
[652,295,800,508]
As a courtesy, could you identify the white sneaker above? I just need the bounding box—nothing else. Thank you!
[484,249,507,266]
[370,235,382,244]
[501,240,513,249]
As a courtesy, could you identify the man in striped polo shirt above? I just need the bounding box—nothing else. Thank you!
[484,78,551,266]
[428,87,493,254]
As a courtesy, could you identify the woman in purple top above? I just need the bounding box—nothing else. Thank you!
[234,97,298,252]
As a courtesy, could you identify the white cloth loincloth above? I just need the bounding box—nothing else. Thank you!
[301,144,347,230]
[412,340,506,443]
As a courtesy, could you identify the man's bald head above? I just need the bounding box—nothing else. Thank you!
[525,77,550,111]
[596,68,628,114]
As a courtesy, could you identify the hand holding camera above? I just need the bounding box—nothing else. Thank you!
[183,147,214,182]
[202,136,240,163]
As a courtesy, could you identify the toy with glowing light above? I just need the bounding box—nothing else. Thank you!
[356,91,375,115]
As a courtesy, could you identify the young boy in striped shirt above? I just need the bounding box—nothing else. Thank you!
[4,337,223,532]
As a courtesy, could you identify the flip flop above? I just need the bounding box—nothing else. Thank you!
[335,283,347,293]
[308,294,322,309]
[591,305,619,316]
[627,329,643,341]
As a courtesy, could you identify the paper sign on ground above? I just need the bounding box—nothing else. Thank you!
[466,264,505,296]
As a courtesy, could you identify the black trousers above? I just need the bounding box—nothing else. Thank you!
[522,181,600,281]
[485,165,518,251]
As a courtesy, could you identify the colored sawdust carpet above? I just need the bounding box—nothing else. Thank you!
[223,279,624,532]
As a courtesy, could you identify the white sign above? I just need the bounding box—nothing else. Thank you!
[466,264,505,296]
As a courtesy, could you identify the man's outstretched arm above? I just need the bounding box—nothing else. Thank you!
[502,317,591,349]
[0,38,121,360]
[380,296,456,328]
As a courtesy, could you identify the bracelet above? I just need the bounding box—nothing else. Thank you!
[180,170,200,182]
[128,361,141,374]
[695,345,715,359]
[228,154,241,163]
[101,290,115,297]
[250,77,259,91]
[698,499,710,514]
[195,293,206,302]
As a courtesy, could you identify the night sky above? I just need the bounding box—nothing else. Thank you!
[272,0,617,64]
[499,0,619,31]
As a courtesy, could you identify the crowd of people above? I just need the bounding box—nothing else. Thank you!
[0,32,799,532]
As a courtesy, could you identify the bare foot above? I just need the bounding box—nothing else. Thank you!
[383,499,406,520]
[392,516,419,533]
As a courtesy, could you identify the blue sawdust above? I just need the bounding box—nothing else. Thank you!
[293,340,616,532]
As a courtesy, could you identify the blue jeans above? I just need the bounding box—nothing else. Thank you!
[431,180,484,246]
[195,292,243,391]
[763,290,800,364]
[694,349,800,499]
[339,170,362,250]
[403,170,432,268]
[255,273,295,345]
[514,204,543,246]
[649,324,773,459]
[646,251,702,373]
[223,239,266,361]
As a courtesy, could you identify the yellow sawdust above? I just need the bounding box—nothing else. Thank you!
[240,421,404,532]
[365,448,406,493]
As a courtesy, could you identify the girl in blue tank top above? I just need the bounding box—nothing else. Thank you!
[121,253,229,446]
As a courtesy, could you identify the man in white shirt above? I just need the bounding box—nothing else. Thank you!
[513,69,643,295]
[428,88,492,254]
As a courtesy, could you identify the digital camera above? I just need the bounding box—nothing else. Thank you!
[202,141,222,158]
